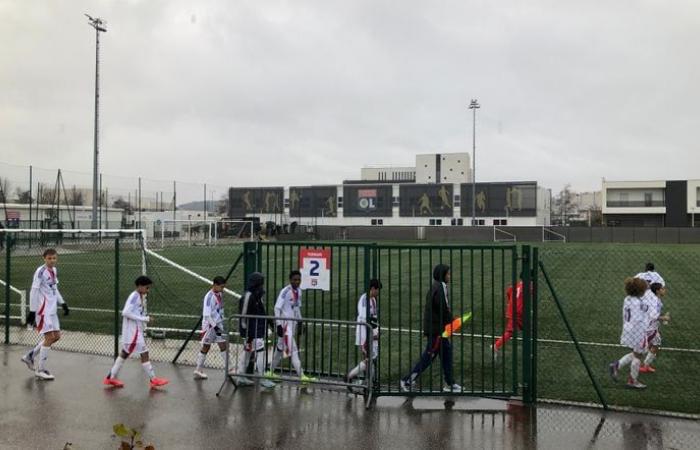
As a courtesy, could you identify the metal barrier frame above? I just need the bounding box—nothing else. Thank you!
[240,241,530,403]
[217,313,375,408]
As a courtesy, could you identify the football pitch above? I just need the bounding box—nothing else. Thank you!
[2,240,699,415]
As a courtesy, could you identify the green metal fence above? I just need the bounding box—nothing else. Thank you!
[242,241,535,401]
[8,232,696,415]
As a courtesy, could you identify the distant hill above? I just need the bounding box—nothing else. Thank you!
[177,200,224,211]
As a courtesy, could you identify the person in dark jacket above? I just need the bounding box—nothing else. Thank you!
[235,272,275,387]
[400,264,462,393]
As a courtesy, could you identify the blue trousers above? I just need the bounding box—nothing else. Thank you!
[405,335,454,386]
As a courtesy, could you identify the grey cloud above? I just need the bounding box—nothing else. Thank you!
[1,0,699,193]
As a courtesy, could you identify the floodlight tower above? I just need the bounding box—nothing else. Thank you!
[469,99,480,226]
[86,14,107,229]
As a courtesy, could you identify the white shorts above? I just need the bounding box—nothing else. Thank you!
[242,338,265,352]
[122,329,148,355]
[620,329,647,354]
[201,326,227,345]
[646,330,661,348]
[360,339,379,361]
[275,332,299,355]
[37,313,60,335]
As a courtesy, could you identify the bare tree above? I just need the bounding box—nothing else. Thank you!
[553,184,578,226]
[217,193,228,215]
[14,188,31,204]
[67,187,84,206]
[0,177,11,202]
[38,186,57,204]
[112,197,133,214]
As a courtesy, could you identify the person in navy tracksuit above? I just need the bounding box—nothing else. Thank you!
[235,272,275,387]
[400,264,462,393]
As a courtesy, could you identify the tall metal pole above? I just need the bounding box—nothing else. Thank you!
[469,99,480,226]
[87,15,107,228]
[28,165,33,230]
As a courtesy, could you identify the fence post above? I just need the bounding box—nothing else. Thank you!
[531,247,539,402]
[4,234,11,344]
[114,238,120,358]
[521,244,533,404]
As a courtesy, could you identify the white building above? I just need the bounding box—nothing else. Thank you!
[602,179,700,227]
[361,152,472,184]
[0,202,124,228]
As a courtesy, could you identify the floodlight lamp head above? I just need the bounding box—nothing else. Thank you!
[86,14,107,32]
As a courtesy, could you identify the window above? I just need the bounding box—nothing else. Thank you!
[378,219,383,225]
[371,219,377,225]
[457,218,464,225]
[429,219,443,226]
[392,196,399,207]
[338,196,343,208]
[644,192,652,207]
[284,198,290,208]
[494,219,508,226]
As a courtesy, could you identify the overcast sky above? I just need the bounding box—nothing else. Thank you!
[1,0,699,194]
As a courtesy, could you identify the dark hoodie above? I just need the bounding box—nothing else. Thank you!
[423,264,453,336]
[239,272,268,339]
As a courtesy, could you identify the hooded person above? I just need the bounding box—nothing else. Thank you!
[400,264,462,393]
[235,272,275,387]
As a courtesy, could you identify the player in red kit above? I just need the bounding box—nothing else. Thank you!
[493,277,527,361]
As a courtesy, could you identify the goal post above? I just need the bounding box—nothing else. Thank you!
[152,219,254,247]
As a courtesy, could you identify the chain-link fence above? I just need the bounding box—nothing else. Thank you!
[4,231,699,417]
[536,243,700,416]
[0,161,229,229]
[0,229,245,367]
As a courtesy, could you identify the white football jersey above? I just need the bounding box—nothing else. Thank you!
[620,295,648,350]
[643,292,663,333]
[121,291,149,339]
[202,289,225,329]
[30,265,64,315]
[274,285,302,329]
[356,293,378,346]
[635,271,665,287]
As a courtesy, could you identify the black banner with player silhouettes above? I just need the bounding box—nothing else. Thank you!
[399,184,454,217]
[228,187,284,216]
[460,182,537,217]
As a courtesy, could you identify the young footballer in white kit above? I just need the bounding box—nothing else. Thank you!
[21,248,70,380]
[267,270,314,384]
[103,276,169,389]
[640,282,670,373]
[635,262,665,287]
[193,276,229,380]
[345,279,382,389]
[609,277,650,389]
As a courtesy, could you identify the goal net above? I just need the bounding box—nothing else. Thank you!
[152,219,254,248]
